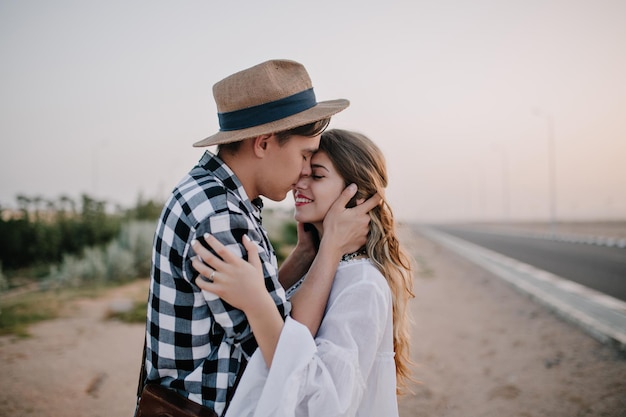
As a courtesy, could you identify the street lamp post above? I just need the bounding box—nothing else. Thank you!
[91,139,108,198]
[501,144,509,222]
[533,108,557,235]
[492,143,510,222]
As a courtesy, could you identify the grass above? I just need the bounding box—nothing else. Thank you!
[0,279,150,337]
[106,298,148,324]
[0,295,60,337]
[0,286,105,337]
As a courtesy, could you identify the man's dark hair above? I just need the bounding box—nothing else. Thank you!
[218,118,331,154]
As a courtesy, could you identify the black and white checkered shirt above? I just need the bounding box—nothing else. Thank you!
[145,151,291,416]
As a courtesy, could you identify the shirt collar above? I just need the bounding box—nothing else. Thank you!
[198,150,264,223]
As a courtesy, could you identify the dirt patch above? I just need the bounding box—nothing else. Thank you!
[0,280,148,417]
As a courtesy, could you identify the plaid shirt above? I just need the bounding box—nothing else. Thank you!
[145,151,291,416]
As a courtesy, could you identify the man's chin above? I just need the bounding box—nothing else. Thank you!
[264,191,290,203]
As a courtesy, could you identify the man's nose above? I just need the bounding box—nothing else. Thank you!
[295,175,310,189]
[300,161,312,177]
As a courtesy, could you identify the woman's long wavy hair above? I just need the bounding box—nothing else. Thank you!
[319,129,416,394]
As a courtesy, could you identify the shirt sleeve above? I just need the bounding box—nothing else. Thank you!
[184,207,288,350]
[226,273,391,417]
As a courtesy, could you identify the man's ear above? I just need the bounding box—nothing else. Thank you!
[252,134,272,157]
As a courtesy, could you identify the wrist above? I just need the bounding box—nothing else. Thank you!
[243,290,277,317]
[317,236,344,264]
[292,242,316,262]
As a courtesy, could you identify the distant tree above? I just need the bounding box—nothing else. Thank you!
[126,194,163,221]
[0,193,122,272]
[16,194,31,220]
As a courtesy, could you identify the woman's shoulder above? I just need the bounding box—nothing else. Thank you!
[335,259,389,295]
[328,259,392,319]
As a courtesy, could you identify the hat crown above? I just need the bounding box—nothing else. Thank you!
[213,60,313,113]
[193,59,349,147]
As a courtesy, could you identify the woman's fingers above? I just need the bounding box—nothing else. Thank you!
[191,233,234,270]
[242,235,261,270]
[191,255,216,283]
[328,183,357,214]
[204,233,241,263]
[352,192,382,214]
[191,233,257,285]
[192,234,265,311]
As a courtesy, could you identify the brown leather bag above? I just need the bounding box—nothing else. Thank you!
[135,383,218,417]
[134,339,245,417]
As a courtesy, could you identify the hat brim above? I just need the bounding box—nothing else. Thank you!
[193,99,350,147]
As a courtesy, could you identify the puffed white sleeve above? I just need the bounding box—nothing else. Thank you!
[225,274,392,417]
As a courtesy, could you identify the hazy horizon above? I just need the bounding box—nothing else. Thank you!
[2,0,625,223]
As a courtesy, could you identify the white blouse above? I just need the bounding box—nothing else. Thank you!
[225,258,398,417]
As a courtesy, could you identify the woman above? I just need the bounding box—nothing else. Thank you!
[191,129,415,416]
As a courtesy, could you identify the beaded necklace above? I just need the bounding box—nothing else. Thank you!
[340,248,367,262]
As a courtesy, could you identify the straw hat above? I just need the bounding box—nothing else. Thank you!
[193,59,350,147]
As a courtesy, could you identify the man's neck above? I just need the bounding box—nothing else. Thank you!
[218,150,259,201]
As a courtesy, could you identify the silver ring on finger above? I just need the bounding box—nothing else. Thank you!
[208,270,216,283]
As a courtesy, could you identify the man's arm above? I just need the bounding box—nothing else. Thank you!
[278,222,317,290]
[188,209,289,348]
[193,234,284,368]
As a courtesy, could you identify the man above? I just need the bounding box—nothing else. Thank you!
[144,59,378,416]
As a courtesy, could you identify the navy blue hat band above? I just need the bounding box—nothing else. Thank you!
[218,88,317,131]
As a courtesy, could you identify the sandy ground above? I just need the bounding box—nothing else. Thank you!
[1,226,625,417]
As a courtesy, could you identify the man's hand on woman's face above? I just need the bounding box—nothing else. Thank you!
[322,184,382,255]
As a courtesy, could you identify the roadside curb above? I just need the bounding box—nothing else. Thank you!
[487,230,626,249]
[438,226,626,249]
[416,226,626,354]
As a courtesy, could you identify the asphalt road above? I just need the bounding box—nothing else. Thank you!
[435,226,626,302]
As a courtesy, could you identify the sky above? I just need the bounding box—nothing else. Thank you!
[1,0,625,223]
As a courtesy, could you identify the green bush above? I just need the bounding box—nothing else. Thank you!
[118,220,155,277]
[0,194,162,274]
[0,262,7,293]
[42,220,156,288]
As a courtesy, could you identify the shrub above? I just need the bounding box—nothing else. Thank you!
[42,220,156,288]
